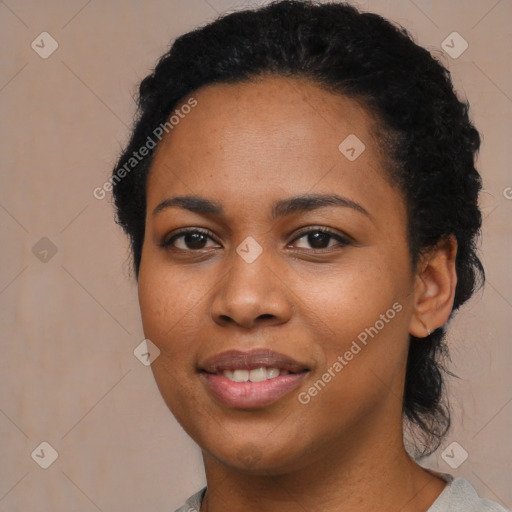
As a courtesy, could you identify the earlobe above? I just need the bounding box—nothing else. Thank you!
[409,235,458,338]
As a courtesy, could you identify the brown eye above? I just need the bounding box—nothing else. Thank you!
[291,228,350,250]
[161,229,220,250]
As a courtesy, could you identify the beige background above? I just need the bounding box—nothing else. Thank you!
[0,0,511,510]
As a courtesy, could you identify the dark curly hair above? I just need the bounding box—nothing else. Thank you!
[111,0,484,456]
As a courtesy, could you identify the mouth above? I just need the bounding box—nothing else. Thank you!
[218,367,297,382]
[199,348,310,408]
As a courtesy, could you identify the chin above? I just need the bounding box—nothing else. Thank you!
[201,433,312,475]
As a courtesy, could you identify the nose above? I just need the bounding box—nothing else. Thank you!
[209,251,293,330]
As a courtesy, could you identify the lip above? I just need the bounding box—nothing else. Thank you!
[199,348,310,408]
[199,348,309,373]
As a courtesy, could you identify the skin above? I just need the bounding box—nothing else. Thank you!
[137,75,458,512]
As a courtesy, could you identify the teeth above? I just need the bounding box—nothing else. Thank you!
[266,368,280,379]
[232,369,249,382]
[222,367,287,382]
[249,367,267,382]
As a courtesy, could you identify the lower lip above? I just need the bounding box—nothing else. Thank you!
[201,372,307,408]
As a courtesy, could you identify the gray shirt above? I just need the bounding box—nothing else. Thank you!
[173,475,509,511]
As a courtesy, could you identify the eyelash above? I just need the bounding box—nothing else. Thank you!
[159,227,351,252]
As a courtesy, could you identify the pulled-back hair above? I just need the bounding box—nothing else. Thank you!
[111,0,484,456]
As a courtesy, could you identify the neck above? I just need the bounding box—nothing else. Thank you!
[200,423,446,512]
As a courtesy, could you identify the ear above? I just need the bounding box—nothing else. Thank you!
[409,235,458,338]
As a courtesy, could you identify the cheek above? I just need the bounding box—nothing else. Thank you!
[137,256,209,422]
[293,255,411,410]
[295,255,405,333]
[137,253,208,359]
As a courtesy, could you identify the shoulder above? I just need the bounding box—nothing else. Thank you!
[173,487,206,512]
[428,476,509,512]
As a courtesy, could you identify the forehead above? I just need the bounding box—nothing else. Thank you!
[146,75,400,217]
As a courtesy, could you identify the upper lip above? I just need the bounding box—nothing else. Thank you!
[199,348,310,374]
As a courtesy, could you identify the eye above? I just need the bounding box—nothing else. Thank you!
[159,227,350,252]
[160,229,220,251]
[290,228,350,250]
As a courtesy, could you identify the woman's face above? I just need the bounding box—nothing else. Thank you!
[138,76,418,473]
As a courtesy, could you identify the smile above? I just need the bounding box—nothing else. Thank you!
[199,349,310,408]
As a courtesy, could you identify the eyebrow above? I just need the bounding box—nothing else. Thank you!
[152,193,372,220]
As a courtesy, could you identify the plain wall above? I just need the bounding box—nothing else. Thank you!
[0,0,511,510]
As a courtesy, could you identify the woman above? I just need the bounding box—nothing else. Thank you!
[111,1,507,510]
